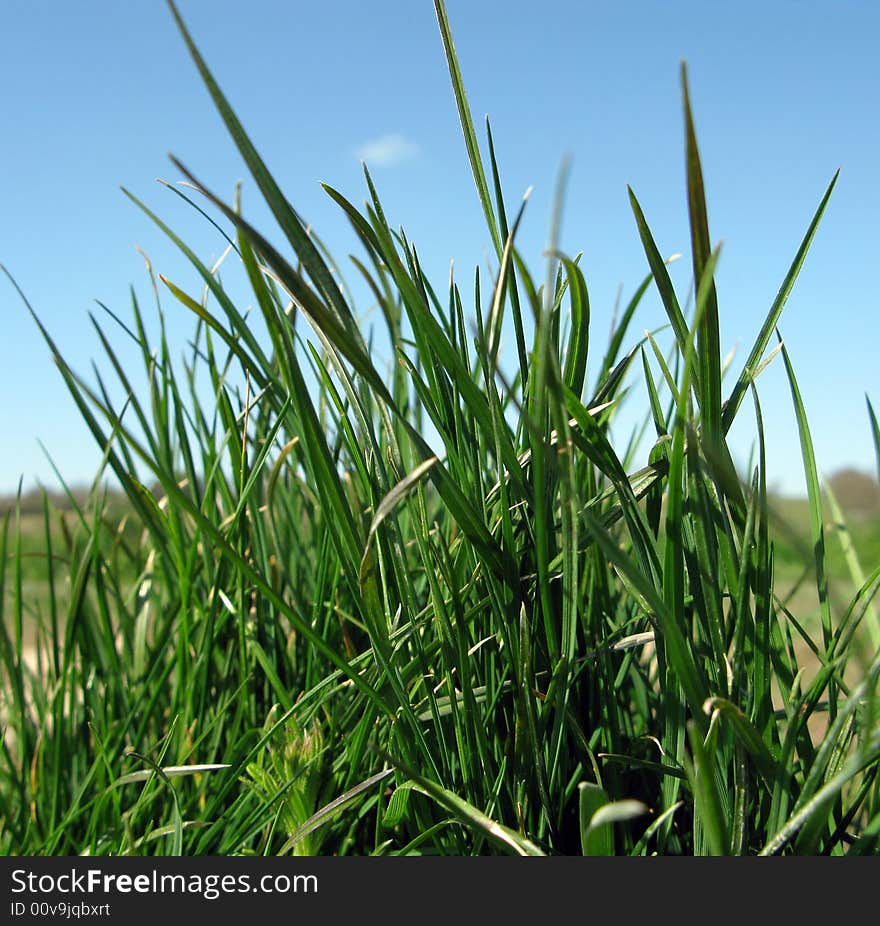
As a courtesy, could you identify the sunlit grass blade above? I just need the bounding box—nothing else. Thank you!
[165,0,356,334]
[721,171,839,435]
[628,189,698,396]
[681,62,722,442]
[433,0,503,256]
[400,769,546,856]
[760,667,880,855]
[868,395,880,483]
[778,335,833,651]
[486,117,530,392]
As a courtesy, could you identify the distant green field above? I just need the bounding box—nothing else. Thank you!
[2,490,143,649]
[769,488,880,672]
[773,487,879,568]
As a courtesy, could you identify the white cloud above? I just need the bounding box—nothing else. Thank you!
[355,133,419,168]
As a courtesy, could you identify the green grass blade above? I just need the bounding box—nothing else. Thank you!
[628,188,698,395]
[685,720,729,856]
[486,117,529,392]
[778,336,832,650]
[401,769,546,856]
[681,62,722,442]
[433,0,502,255]
[279,769,395,855]
[824,479,880,649]
[867,395,880,484]
[703,697,779,784]
[165,0,355,333]
[578,781,614,856]
[721,171,839,435]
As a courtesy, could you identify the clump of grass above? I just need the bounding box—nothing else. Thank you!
[1,0,878,856]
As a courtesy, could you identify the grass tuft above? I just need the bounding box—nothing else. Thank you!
[1,0,877,856]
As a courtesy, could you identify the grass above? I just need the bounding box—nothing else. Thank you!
[1,0,879,856]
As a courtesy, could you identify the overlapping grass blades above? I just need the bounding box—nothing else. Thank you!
[0,0,877,855]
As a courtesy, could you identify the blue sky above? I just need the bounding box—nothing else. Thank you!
[2,0,878,497]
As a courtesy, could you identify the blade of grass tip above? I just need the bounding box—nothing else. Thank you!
[156,177,241,257]
[360,456,438,605]
[433,0,502,256]
[486,194,530,375]
[122,189,274,396]
[867,395,880,484]
[645,330,682,408]
[641,345,670,438]
[114,764,232,787]
[721,170,839,435]
[165,0,355,332]
[778,333,833,652]
[125,751,185,856]
[167,157,395,410]
[555,252,590,400]
[578,781,611,856]
[628,190,694,383]
[486,117,529,390]
[681,61,722,443]
[321,183,385,260]
[599,259,680,395]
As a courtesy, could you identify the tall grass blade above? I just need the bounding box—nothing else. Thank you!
[681,62,722,443]
[433,0,503,255]
[721,171,839,434]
